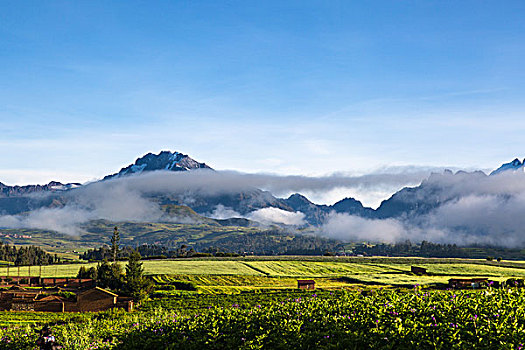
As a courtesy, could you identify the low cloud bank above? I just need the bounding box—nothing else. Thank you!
[79,168,430,198]
[209,205,306,226]
[0,207,93,235]
[321,171,525,247]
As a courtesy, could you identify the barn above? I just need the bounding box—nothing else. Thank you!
[297,280,315,290]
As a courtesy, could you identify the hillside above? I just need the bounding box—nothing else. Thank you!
[0,220,341,256]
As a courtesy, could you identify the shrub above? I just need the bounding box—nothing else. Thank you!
[169,280,197,291]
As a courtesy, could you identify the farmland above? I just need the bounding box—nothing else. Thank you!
[1,256,525,348]
[2,257,525,289]
[2,287,525,349]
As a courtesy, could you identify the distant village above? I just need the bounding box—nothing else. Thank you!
[0,232,32,239]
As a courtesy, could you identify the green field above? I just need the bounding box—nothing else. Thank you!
[0,260,264,278]
[3,257,525,291]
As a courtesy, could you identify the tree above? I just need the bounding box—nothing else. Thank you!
[77,266,97,279]
[77,266,87,279]
[122,250,151,302]
[111,226,120,263]
[96,259,123,291]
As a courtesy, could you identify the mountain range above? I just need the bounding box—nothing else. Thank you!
[0,181,81,197]
[0,150,522,232]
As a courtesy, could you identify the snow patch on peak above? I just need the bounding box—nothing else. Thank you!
[165,152,183,170]
[130,163,147,174]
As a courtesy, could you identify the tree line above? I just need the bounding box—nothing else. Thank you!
[194,230,342,256]
[0,242,59,265]
[81,243,204,261]
[352,241,525,260]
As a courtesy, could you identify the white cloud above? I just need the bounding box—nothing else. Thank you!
[247,207,306,226]
[209,205,242,220]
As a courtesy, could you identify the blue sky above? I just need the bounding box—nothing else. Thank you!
[1,1,525,198]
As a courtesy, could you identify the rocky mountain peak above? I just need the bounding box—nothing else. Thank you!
[103,150,212,180]
[285,193,313,205]
[490,158,525,176]
[331,197,368,214]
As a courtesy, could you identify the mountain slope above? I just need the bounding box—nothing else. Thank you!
[0,221,342,255]
[280,194,329,225]
[374,170,488,219]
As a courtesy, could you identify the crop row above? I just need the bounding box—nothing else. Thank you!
[1,287,525,349]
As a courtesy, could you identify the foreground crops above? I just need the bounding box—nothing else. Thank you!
[1,287,525,349]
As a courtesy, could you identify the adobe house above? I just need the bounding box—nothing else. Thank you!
[297,280,315,290]
[448,278,490,289]
[0,276,95,289]
[0,286,41,311]
[0,286,133,312]
[73,287,133,312]
[76,287,119,312]
[411,266,427,275]
[35,295,65,313]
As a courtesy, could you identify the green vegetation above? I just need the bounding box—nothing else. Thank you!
[110,226,120,263]
[353,240,525,260]
[1,256,525,348]
[0,242,58,265]
[121,251,152,301]
[3,288,525,348]
[96,259,124,291]
[76,266,96,279]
